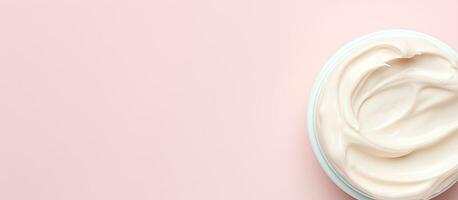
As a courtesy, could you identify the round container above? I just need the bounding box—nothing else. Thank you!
[307,30,458,200]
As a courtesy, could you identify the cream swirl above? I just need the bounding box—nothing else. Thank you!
[317,36,458,199]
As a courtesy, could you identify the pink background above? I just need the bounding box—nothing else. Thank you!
[1,0,458,199]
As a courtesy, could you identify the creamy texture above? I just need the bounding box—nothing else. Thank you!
[317,37,458,200]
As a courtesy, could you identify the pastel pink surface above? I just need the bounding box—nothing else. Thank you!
[1,0,458,199]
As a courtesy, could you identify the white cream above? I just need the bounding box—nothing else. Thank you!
[317,36,458,199]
